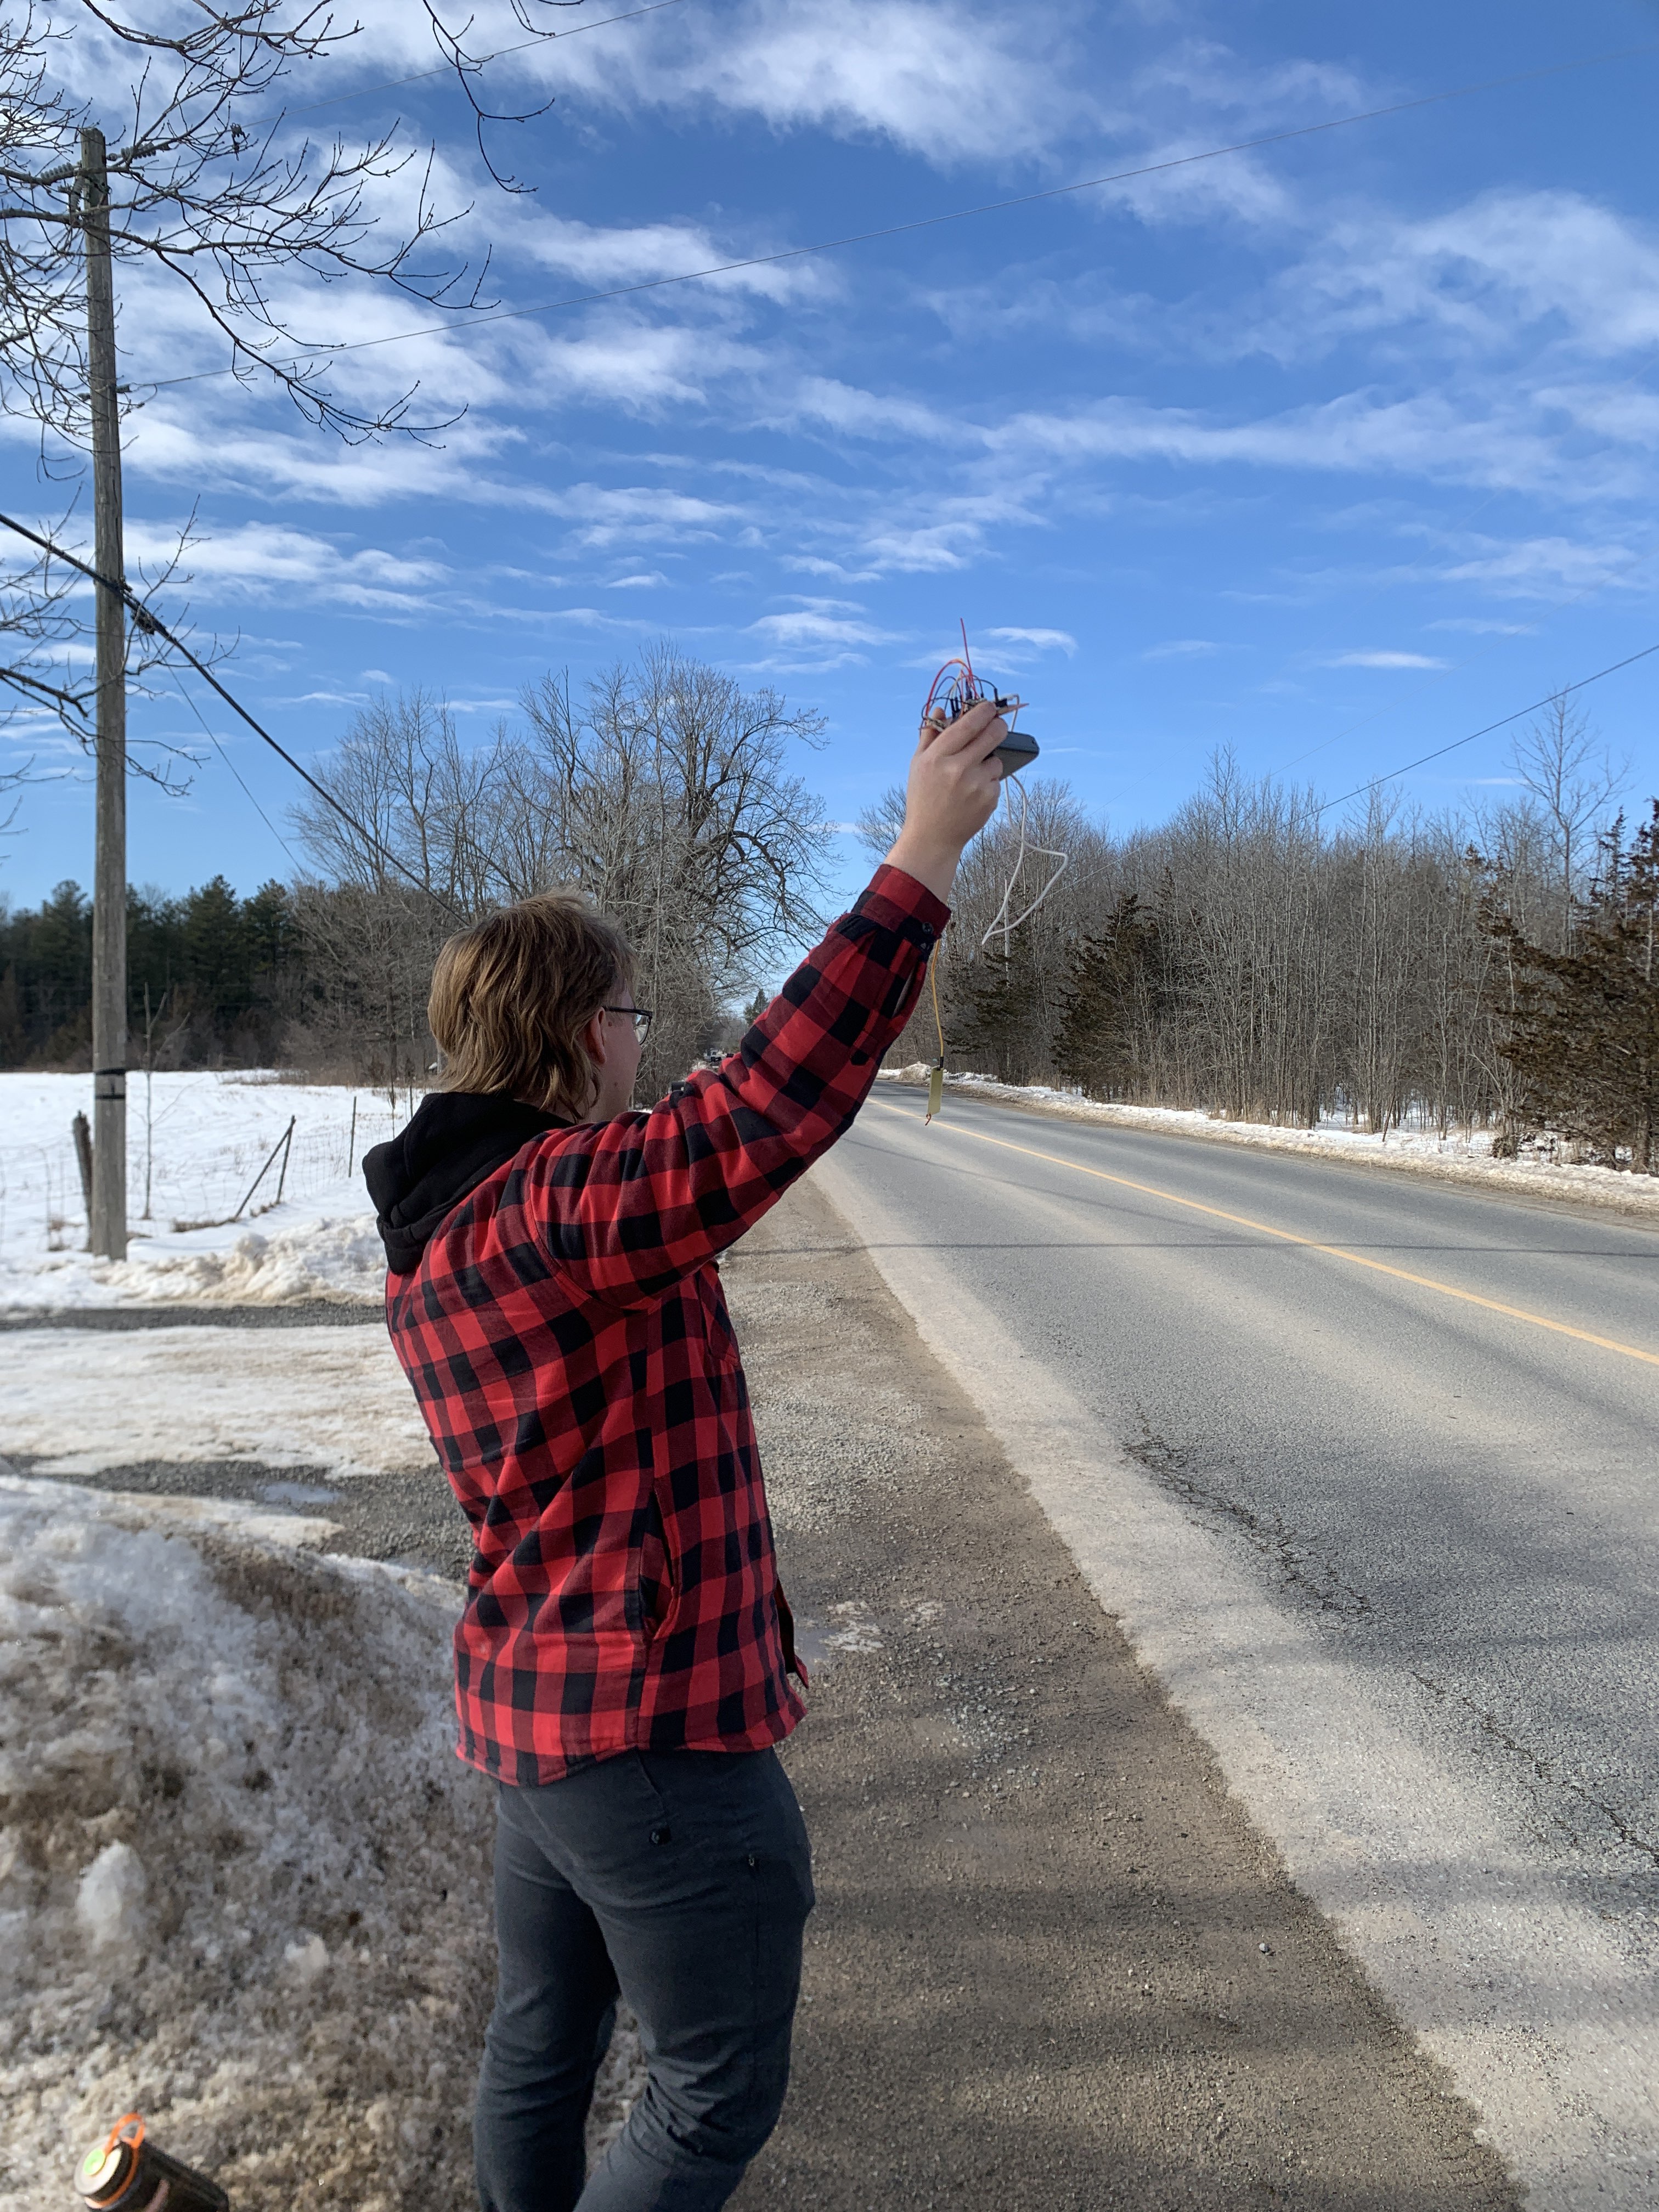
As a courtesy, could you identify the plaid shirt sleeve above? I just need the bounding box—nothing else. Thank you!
[515,861,949,1304]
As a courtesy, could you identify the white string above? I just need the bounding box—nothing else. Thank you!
[980,774,1069,957]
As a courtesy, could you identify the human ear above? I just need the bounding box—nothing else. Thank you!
[583,1009,609,1068]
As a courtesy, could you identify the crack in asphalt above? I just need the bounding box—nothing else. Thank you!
[1411,1667,1659,1869]
[1124,1423,1374,1621]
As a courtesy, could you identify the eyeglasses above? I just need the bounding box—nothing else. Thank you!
[602,1005,654,1042]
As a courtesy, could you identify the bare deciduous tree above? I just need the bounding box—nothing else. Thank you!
[291,650,835,1094]
[0,2,581,752]
[867,753,1593,1153]
[1,1,579,440]
[1509,693,1627,951]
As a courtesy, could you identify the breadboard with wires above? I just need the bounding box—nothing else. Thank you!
[918,624,1070,1120]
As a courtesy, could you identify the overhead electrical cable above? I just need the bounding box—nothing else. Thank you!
[1271,340,1659,780]
[142,36,1659,393]
[1315,641,1659,818]
[0,509,463,915]
[165,662,309,874]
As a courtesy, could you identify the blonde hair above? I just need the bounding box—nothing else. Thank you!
[428,893,635,1116]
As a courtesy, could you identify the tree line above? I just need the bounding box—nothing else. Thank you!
[867,695,1657,1172]
[0,874,297,1069]
[5,658,1652,1171]
[1,649,835,1098]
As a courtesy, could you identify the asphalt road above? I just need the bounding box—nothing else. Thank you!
[815,1086,1659,2210]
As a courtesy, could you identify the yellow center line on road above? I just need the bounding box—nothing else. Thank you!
[870,1096,1659,1372]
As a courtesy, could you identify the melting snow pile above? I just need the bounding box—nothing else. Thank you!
[6,1325,434,1480]
[0,1476,495,2211]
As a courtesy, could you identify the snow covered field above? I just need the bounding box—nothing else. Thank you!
[884,1067,1659,1218]
[0,1073,400,1308]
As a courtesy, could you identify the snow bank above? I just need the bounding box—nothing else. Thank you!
[7,1325,433,1479]
[881,1068,1659,1219]
[0,1475,493,2210]
[0,1073,400,1309]
[1,1203,391,1311]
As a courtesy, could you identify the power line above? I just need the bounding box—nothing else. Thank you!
[165,661,308,874]
[1272,340,1659,780]
[0,507,462,915]
[1316,642,1659,818]
[144,36,1659,392]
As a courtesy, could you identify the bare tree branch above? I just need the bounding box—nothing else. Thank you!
[0,0,580,439]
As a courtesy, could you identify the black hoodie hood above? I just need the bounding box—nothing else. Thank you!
[363,1091,567,1273]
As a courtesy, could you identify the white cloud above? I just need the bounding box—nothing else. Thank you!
[1278,190,1659,364]
[536,483,754,551]
[1426,618,1532,636]
[747,607,898,648]
[1318,650,1448,670]
[527,0,1092,166]
[500,208,831,308]
[123,521,449,612]
[1143,637,1225,659]
[1437,535,1647,600]
[539,606,658,633]
[985,627,1077,653]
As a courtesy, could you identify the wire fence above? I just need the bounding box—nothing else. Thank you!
[0,1082,422,1257]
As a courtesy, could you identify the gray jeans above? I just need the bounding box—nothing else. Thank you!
[474,1747,815,2212]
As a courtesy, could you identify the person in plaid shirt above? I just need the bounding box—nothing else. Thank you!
[365,697,1009,2212]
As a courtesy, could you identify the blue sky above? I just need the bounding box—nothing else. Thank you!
[8,0,1659,922]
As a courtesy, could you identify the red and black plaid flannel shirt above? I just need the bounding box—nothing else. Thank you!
[385,864,949,1784]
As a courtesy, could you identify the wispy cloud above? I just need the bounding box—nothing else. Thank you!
[123,521,450,613]
[521,0,1093,166]
[1319,649,1449,670]
[1426,617,1532,636]
[748,605,899,649]
[985,625,1077,654]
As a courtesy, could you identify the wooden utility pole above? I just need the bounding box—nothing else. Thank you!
[81,125,127,1260]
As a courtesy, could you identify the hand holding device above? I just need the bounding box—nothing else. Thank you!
[885,695,1008,903]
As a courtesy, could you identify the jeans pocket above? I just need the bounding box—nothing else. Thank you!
[625,1750,675,1846]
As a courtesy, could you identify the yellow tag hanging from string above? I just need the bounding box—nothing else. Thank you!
[924,945,947,1124]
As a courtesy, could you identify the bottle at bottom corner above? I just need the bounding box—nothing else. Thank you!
[75,2117,230,2212]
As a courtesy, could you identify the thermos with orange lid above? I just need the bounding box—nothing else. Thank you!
[75,2114,229,2211]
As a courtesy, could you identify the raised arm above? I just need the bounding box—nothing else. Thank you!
[520,697,1010,1305]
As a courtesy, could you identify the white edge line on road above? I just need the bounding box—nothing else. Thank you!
[811,1144,1659,2212]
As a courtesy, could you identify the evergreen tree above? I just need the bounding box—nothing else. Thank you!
[1054,895,1164,1099]
[955,939,1046,1086]
[1486,803,1659,1170]
[28,880,93,1054]
[179,875,251,1022]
